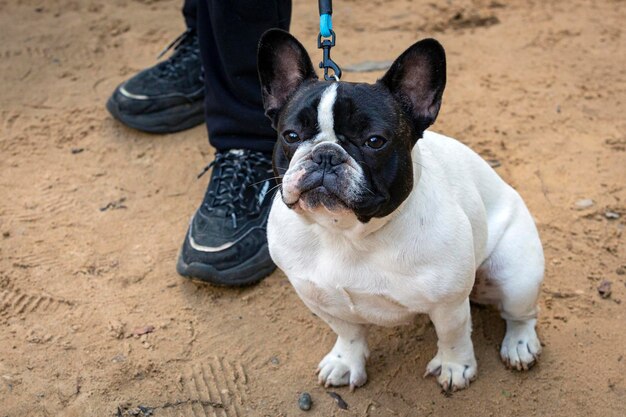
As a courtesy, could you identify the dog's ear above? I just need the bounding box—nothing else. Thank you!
[258,29,318,128]
[379,38,446,136]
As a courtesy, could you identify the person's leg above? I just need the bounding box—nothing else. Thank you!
[200,0,292,152]
[182,0,198,32]
[106,0,204,133]
[177,0,292,286]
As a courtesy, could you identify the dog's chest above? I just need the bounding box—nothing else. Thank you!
[287,241,419,327]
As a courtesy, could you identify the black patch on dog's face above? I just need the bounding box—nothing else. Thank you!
[258,30,446,223]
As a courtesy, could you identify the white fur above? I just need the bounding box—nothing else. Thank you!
[268,131,544,391]
[315,83,338,143]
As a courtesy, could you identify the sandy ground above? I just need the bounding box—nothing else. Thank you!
[1,0,625,416]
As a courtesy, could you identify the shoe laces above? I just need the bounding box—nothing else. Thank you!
[155,29,200,79]
[198,150,274,229]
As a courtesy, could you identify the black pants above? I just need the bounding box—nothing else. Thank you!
[183,0,292,153]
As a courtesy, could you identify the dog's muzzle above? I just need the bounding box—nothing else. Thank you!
[282,142,364,210]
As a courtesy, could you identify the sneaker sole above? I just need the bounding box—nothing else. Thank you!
[176,244,277,287]
[106,96,205,134]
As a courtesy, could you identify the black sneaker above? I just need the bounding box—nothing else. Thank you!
[177,149,277,286]
[106,29,205,133]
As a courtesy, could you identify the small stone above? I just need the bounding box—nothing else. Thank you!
[487,159,501,168]
[270,356,280,365]
[71,148,84,154]
[111,354,126,363]
[298,392,312,411]
[137,406,153,416]
[597,280,612,299]
[108,321,126,339]
[328,391,348,410]
[574,199,594,210]
[131,325,155,337]
[616,266,625,275]
[604,211,620,220]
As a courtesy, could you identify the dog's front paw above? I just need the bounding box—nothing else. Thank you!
[500,320,542,371]
[424,353,477,393]
[317,343,368,390]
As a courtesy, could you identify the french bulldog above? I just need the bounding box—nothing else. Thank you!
[258,29,544,392]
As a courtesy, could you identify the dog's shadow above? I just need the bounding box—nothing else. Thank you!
[365,303,505,391]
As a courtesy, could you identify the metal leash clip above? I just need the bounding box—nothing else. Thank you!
[318,31,341,81]
[318,0,341,81]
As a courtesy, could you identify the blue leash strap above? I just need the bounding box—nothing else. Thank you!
[318,0,341,81]
[320,13,332,37]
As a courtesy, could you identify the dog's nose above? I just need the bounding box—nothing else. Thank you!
[311,144,348,167]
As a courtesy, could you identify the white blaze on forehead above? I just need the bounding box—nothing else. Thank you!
[316,83,339,142]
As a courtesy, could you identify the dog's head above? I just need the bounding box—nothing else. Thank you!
[258,30,446,223]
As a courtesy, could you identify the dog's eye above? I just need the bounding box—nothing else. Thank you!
[283,131,300,143]
[365,136,387,149]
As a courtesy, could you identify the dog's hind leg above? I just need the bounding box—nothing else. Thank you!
[482,201,544,371]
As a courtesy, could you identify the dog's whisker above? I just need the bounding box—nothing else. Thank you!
[267,182,283,195]
[361,185,376,196]
[248,176,283,188]
[413,161,427,170]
